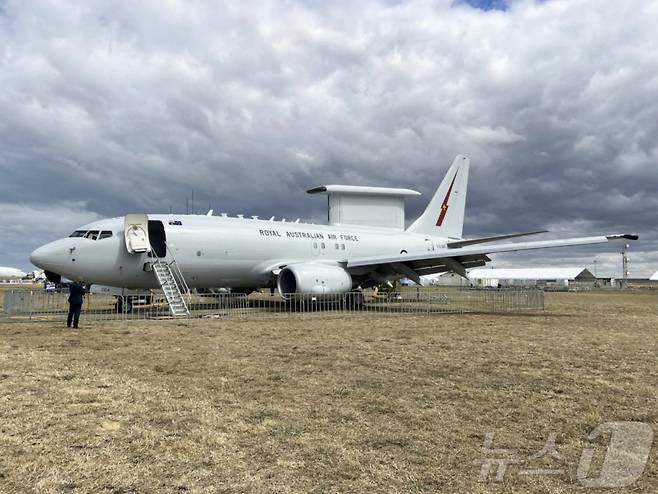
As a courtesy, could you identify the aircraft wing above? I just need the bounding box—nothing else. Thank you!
[445,230,548,248]
[346,234,638,285]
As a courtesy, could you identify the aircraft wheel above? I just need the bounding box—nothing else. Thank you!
[115,297,134,313]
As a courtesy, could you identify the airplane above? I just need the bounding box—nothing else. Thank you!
[0,266,27,280]
[29,155,638,308]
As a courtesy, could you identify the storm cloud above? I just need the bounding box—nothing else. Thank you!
[1,0,656,276]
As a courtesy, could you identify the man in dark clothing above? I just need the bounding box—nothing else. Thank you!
[67,281,85,328]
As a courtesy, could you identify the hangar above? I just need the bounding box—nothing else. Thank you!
[467,267,597,290]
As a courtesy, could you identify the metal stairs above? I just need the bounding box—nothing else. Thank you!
[152,260,190,317]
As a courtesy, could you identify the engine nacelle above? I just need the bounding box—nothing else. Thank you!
[277,264,352,297]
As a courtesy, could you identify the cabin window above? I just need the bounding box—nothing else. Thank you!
[341,244,346,250]
[98,231,113,240]
[84,230,100,240]
[335,243,339,249]
[321,242,325,249]
[69,230,87,238]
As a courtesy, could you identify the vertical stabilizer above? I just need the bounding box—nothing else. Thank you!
[407,155,470,238]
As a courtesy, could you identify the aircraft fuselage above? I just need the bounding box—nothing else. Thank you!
[29,214,450,290]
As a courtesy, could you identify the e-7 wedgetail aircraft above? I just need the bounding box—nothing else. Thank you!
[30,155,637,313]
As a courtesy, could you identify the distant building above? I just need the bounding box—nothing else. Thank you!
[467,267,598,290]
[421,272,470,287]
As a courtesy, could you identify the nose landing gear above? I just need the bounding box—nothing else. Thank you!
[114,294,153,313]
[115,296,133,314]
[44,270,62,284]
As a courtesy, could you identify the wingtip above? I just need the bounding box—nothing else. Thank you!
[607,234,640,241]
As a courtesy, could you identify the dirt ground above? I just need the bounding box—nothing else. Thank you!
[0,291,656,493]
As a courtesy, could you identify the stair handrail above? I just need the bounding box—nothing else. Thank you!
[164,243,191,304]
[148,244,191,308]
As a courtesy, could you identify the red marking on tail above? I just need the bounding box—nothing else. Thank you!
[436,173,458,226]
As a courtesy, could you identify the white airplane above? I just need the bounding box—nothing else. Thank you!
[29,155,637,302]
[0,266,27,280]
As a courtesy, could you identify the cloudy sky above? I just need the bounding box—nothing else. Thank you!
[1,0,656,277]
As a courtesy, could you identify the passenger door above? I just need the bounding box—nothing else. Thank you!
[147,220,167,258]
[124,214,150,254]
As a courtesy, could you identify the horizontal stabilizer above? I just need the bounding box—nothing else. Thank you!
[447,230,548,249]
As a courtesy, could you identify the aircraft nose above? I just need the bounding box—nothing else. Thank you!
[29,247,41,267]
[29,242,65,271]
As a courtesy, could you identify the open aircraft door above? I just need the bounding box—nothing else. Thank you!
[124,214,151,254]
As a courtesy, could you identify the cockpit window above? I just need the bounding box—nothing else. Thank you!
[70,229,111,240]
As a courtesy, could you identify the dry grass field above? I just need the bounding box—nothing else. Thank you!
[0,291,656,493]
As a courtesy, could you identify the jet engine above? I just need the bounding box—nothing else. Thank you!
[277,264,352,297]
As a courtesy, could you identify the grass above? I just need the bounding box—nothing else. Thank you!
[0,291,656,492]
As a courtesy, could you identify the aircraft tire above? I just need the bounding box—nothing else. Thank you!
[115,296,134,314]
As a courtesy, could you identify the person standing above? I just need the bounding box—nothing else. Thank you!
[67,281,85,328]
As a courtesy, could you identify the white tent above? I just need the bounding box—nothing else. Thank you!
[650,271,658,281]
[421,271,470,287]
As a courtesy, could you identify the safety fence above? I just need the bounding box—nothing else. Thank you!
[2,287,544,322]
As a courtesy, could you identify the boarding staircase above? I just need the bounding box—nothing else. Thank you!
[151,251,190,317]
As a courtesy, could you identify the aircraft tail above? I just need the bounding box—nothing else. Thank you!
[407,155,470,238]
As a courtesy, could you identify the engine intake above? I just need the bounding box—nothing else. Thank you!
[277,264,352,298]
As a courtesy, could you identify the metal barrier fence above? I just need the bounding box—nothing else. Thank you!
[2,287,544,321]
